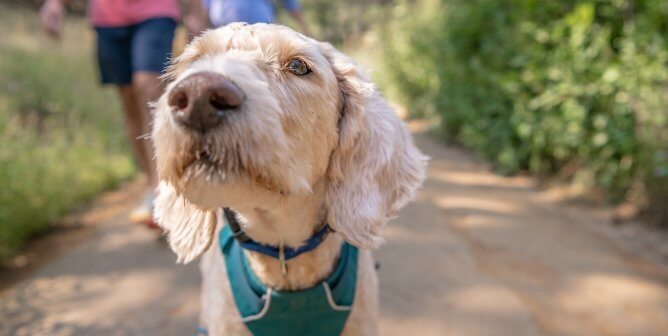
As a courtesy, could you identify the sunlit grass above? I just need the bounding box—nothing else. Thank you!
[0,5,135,261]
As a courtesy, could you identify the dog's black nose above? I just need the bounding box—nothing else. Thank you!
[168,71,244,133]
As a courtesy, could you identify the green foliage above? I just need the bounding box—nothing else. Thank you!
[0,7,134,261]
[384,0,668,212]
[0,0,87,14]
[291,0,394,46]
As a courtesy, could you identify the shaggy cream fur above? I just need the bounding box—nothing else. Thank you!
[152,23,427,335]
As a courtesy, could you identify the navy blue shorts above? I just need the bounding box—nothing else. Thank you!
[94,18,176,85]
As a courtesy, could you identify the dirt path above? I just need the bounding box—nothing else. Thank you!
[1,132,668,336]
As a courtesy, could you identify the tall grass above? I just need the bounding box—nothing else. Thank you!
[0,5,135,261]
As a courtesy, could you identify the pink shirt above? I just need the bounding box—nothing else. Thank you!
[89,0,181,27]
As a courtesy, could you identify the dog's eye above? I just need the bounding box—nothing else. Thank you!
[287,59,311,76]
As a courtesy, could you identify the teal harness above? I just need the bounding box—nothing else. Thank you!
[215,222,359,336]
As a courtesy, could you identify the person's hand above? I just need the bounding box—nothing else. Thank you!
[40,0,65,39]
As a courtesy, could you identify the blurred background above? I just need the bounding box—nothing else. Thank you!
[1,0,667,335]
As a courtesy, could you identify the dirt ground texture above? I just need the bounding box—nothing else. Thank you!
[1,132,668,336]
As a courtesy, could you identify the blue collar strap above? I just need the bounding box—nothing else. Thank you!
[223,208,332,261]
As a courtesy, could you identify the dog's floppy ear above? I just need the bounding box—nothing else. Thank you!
[153,182,217,263]
[320,43,427,249]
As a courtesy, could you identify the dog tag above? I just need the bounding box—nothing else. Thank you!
[279,241,288,276]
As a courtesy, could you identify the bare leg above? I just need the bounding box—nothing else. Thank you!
[117,85,155,187]
[131,71,165,189]
[120,72,164,226]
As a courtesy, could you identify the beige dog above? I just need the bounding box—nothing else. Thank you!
[151,23,426,335]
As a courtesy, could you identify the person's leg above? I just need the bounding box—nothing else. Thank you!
[130,72,161,189]
[117,84,154,184]
[96,27,155,185]
[130,18,178,190]
[96,25,160,226]
[122,78,161,226]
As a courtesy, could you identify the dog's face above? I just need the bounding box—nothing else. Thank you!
[154,24,339,202]
[152,24,427,263]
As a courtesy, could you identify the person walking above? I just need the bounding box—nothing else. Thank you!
[203,0,309,34]
[39,0,206,227]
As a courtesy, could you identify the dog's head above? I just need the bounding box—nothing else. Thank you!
[152,24,427,263]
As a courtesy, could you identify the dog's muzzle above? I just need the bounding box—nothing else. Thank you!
[168,71,245,134]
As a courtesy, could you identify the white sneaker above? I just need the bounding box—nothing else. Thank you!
[129,190,160,230]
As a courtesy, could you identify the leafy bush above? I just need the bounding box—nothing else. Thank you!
[0,6,134,261]
[384,0,668,218]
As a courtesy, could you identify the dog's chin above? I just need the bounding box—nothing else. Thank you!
[175,160,281,211]
[182,157,229,185]
[175,158,236,209]
[180,177,236,210]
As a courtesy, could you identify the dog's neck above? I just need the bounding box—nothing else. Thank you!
[229,180,344,290]
[239,181,328,247]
